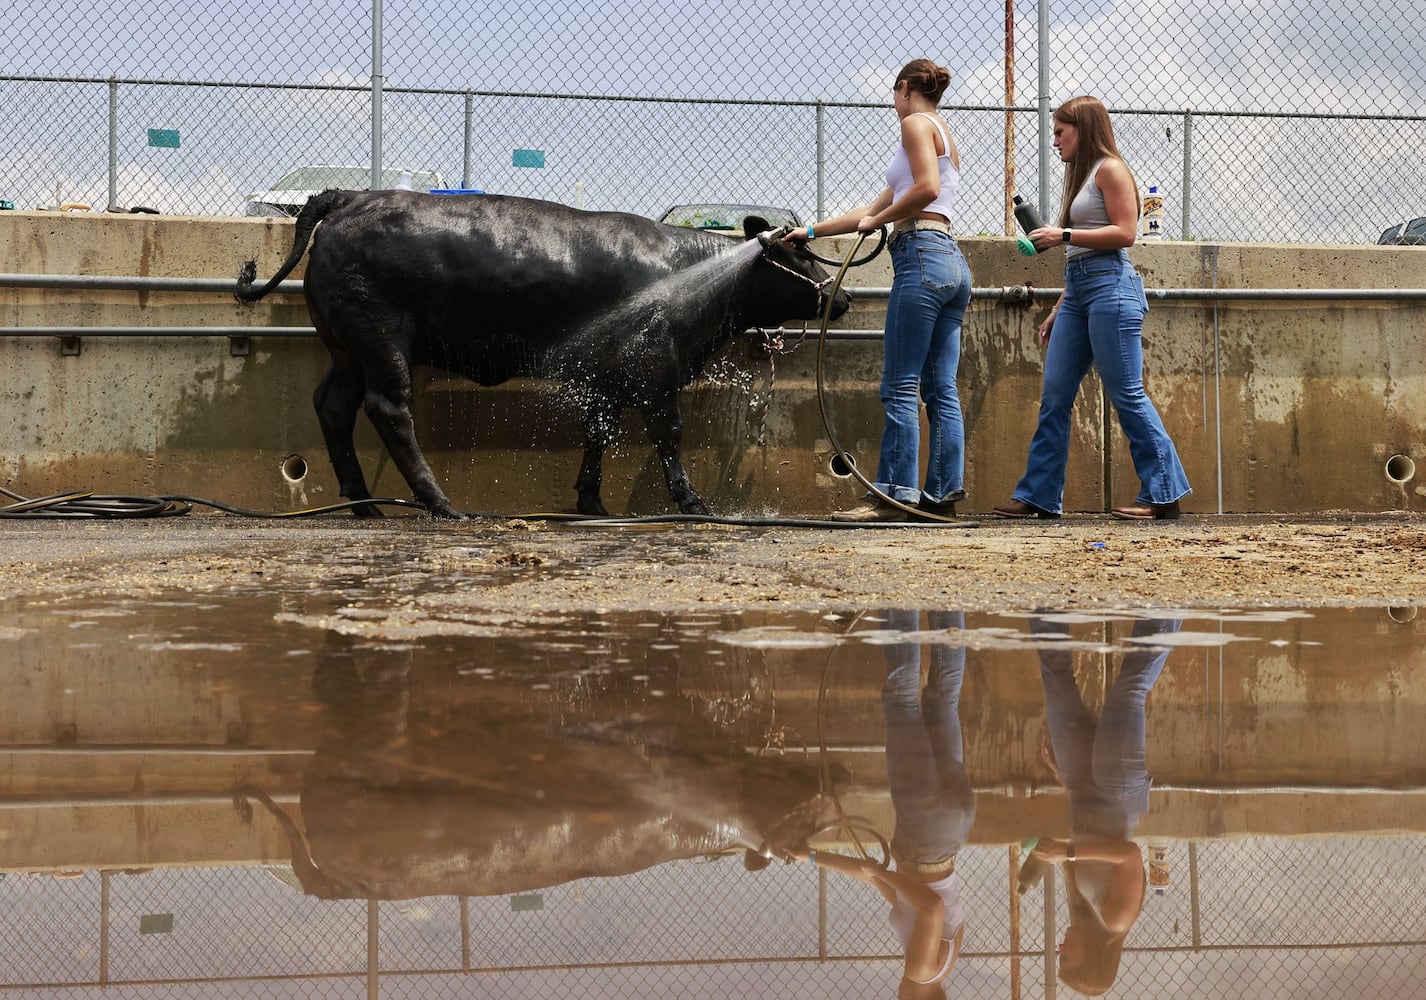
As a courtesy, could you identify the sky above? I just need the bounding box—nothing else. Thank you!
[3,0,1426,242]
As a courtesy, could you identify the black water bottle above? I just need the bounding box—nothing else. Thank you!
[1013,195,1044,255]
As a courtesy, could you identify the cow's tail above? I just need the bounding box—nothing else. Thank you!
[234,188,356,304]
[231,781,345,899]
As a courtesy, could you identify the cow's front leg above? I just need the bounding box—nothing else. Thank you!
[639,395,709,515]
[575,398,619,515]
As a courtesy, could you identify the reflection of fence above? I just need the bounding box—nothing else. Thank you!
[4,835,1424,998]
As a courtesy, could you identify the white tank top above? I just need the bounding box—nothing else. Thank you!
[885,112,960,221]
[888,869,965,984]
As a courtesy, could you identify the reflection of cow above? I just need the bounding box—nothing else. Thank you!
[232,644,836,900]
[235,191,850,517]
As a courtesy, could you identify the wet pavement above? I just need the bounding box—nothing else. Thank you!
[1,568,1424,998]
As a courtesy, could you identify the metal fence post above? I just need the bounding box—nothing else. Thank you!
[367,898,380,1000]
[1043,867,1057,1000]
[815,100,825,223]
[107,78,118,210]
[1036,0,1052,216]
[1182,109,1193,239]
[463,91,474,190]
[370,0,384,190]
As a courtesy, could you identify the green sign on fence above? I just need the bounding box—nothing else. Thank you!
[147,129,181,148]
[512,148,545,168]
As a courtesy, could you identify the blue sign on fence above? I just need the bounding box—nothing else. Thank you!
[512,148,545,168]
[147,129,181,149]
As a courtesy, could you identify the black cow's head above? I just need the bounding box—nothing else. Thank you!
[738,215,852,327]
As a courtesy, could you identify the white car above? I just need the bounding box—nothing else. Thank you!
[244,165,445,218]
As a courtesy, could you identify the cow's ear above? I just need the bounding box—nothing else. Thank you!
[742,216,771,240]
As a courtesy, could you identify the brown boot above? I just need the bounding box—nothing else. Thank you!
[991,499,1060,520]
[1110,500,1182,521]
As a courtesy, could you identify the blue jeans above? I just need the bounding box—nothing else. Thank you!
[875,231,973,505]
[1033,615,1180,839]
[1013,250,1190,513]
[881,609,975,865]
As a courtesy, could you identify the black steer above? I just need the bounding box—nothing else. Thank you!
[236,190,850,517]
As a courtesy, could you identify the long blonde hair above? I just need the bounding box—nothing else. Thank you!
[1054,96,1140,228]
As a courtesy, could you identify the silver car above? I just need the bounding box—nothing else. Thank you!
[244,165,445,217]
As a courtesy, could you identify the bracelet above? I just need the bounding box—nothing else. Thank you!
[806,224,815,239]
[808,849,818,865]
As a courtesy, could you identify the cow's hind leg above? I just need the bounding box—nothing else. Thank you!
[575,397,619,516]
[639,395,710,515]
[359,337,464,519]
[313,360,383,517]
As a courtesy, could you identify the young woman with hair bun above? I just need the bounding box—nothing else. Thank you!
[787,59,973,522]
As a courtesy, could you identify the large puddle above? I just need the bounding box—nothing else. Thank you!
[1,588,1423,997]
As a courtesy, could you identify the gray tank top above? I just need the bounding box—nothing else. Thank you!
[1065,159,1112,260]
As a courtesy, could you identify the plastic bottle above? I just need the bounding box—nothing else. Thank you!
[394,170,415,191]
[1146,838,1170,895]
[1012,194,1044,256]
[1140,185,1164,240]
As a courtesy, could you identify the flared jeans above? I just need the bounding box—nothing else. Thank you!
[874,231,973,505]
[1013,250,1190,513]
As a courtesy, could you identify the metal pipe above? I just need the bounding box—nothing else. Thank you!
[0,792,299,809]
[12,269,1426,302]
[2,327,317,337]
[0,273,302,293]
[0,745,313,755]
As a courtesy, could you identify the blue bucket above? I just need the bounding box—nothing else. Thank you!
[430,188,485,195]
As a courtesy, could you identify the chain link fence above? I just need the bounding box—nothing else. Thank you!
[3,1,1425,243]
[2,835,1423,997]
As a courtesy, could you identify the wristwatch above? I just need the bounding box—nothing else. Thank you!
[1062,229,1072,244]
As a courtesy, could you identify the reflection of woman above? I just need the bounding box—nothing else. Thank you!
[1029,615,1180,995]
[796,610,973,997]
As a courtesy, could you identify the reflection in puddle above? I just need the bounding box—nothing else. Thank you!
[0,593,1423,997]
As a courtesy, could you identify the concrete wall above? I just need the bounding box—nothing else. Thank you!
[2,210,1424,515]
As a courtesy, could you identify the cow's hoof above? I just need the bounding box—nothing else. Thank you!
[576,500,609,517]
[679,501,711,516]
[429,506,468,521]
[352,503,386,518]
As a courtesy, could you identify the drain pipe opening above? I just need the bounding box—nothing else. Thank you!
[1386,454,1416,485]
[1388,606,1419,624]
[280,454,309,484]
[828,453,857,479]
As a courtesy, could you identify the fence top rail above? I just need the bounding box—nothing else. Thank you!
[6,75,1426,124]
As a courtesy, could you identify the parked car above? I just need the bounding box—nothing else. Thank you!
[657,202,801,234]
[1377,217,1426,245]
[244,165,445,218]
